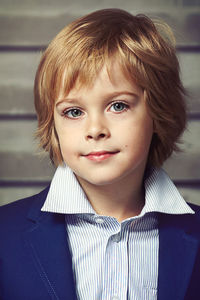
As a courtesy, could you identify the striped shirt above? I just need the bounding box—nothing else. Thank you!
[42,165,194,300]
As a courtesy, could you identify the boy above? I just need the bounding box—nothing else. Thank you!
[0,8,200,300]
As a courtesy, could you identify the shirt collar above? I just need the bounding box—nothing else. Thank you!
[41,164,95,214]
[41,164,194,216]
[142,168,194,215]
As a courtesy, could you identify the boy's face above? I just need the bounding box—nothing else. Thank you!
[54,62,153,187]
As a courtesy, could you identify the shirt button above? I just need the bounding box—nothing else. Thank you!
[112,234,120,243]
[95,217,104,224]
[111,296,120,300]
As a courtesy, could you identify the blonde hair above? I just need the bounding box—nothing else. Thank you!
[34,8,186,167]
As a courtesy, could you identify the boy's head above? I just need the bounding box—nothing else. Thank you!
[34,8,186,168]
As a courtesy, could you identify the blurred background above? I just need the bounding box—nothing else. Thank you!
[0,0,200,206]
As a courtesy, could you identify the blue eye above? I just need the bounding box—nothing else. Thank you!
[64,108,83,118]
[110,102,128,112]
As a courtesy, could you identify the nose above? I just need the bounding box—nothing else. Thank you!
[85,116,110,141]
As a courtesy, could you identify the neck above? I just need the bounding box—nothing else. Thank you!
[76,171,146,222]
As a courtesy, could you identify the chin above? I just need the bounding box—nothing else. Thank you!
[80,172,128,187]
[75,172,116,186]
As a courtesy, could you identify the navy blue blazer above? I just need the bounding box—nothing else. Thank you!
[0,186,200,300]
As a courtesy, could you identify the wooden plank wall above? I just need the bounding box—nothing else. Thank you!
[0,0,200,206]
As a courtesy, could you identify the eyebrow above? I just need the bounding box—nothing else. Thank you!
[56,91,140,106]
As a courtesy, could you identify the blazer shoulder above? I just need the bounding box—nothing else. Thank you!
[0,186,50,232]
[184,202,200,235]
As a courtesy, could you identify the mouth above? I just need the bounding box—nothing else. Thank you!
[83,150,119,162]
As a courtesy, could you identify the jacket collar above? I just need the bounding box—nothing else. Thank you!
[24,187,77,300]
[25,187,200,300]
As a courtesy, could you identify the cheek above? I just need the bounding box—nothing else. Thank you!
[59,136,73,154]
[124,121,153,151]
[55,128,72,155]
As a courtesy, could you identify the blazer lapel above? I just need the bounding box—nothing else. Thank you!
[23,189,77,300]
[158,213,200,300]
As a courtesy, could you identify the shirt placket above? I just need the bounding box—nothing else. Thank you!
[102,224,129,300]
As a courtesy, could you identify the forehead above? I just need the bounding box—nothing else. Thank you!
[59,60,141,100]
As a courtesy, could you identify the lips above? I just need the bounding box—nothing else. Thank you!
[84,150,119,162]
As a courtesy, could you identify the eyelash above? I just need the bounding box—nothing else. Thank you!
[62,101,130,119]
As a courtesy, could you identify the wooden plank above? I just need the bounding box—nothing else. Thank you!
[0,119,37,152]
[164,120,200,180]
[0,0,192,12]
[0,84,35,115]
[0,52,40,83]
[0,52,39,115]
[0,151,55,181]
[0,7,200,47]
[0,186,46,206]
[164,153,200,181]
[178,187,200,206]
[178,52,200,93]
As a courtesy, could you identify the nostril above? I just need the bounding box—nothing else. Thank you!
[87,134,93,139]
[86,129,109,140]
[86,132,106,140]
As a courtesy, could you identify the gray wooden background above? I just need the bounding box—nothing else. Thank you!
[0,0,200,206]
